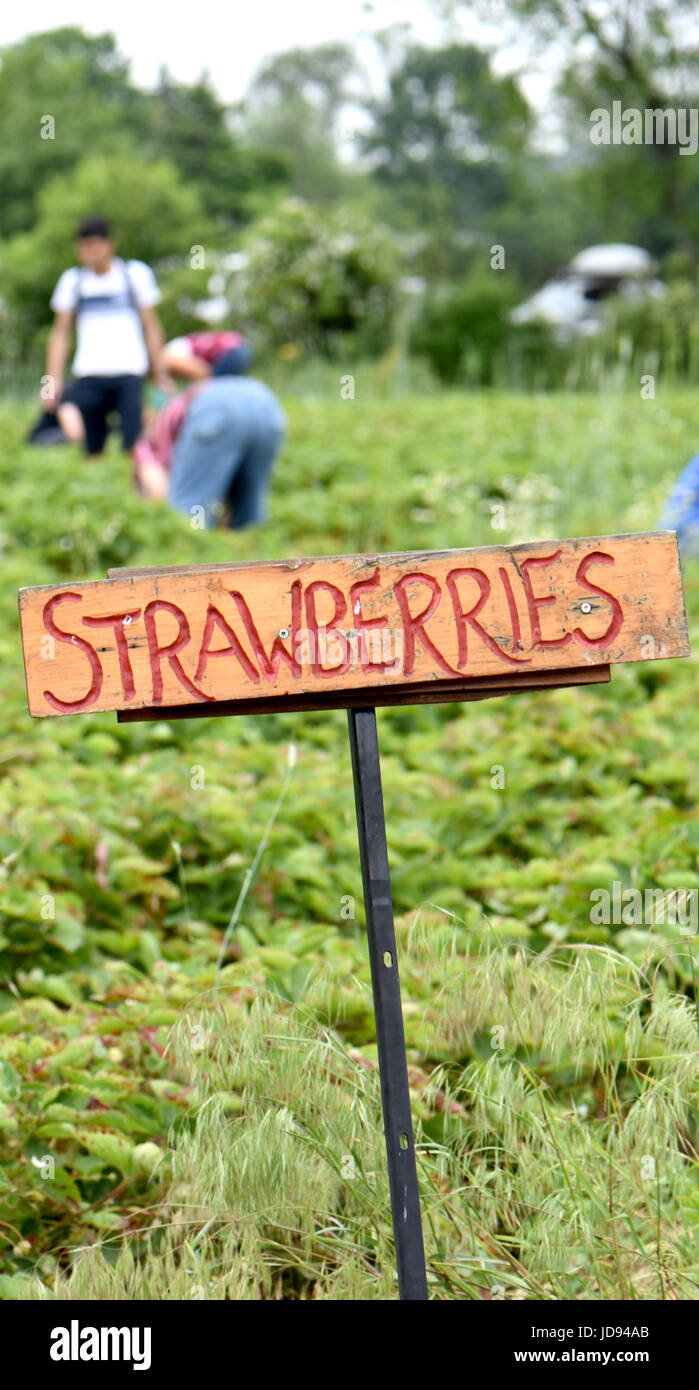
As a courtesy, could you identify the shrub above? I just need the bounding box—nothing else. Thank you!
[599,278,699,382]
[410,271,521,386]
[231,198,400,361]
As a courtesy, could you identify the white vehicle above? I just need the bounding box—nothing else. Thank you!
[511,243,666,341]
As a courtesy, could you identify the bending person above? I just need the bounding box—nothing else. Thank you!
[160,330,253,387]
[133,376,285,529]
[660,451,699,555]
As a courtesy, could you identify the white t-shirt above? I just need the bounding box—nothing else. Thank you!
[51,258,161,377]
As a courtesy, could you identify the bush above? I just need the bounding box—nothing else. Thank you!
[411,273,699,392]
[410,271,521,385]
[599,279,699,382]
[231,198,400,361]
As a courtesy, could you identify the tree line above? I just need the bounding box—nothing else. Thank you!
[1,4,697,385]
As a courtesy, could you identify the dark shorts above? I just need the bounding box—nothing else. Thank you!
[63,375,144,454]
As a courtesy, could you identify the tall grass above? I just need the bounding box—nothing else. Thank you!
[17,913,699,1301]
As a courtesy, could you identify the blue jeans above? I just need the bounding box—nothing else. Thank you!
[660,450,699,555]
[170,378,286,529]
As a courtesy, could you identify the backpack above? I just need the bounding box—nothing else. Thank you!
[74,257,143,331]
[26,410,69,447]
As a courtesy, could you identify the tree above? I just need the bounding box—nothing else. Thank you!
[469,0,699,102]
[0,29,289,242]
[411,267,522,383]
[361,43,532,274]
[245,43,359,129]
[145,69,287,225]
[0,28,147,238]
[447,1,699,261]
[437,0,698,95]
[545,0,699,260]
[239,44,370,203]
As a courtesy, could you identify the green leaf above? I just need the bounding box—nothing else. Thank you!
[48,917,86,953]
[0,1059,21,1100]
[73,1129,138,1176]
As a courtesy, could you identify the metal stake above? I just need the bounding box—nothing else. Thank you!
[347,707,428,1301]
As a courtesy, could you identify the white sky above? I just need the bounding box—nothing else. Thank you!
[0,0,547,101]
[0,1,558,145]
[1,1,451,100]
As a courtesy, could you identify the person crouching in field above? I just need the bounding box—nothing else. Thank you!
[44,216,167,459]
[132,376,286,529]
[159,330,253,392]
[660,451,699,554]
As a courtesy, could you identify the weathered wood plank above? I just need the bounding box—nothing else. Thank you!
[18,532,688,718]
[115,664,611,720]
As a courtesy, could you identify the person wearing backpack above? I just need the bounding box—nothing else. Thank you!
[43,216,167,458]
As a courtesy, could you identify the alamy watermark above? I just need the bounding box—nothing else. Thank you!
[292,625,404,671]
[590,880,697,935]
[50,1321,151,1370]
[590,102,698,156]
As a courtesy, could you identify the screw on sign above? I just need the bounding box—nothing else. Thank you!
[18,532,690,1300]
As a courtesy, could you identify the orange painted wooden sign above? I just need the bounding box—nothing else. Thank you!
[18,532,688,720]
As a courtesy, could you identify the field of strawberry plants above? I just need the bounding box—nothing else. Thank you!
[0,384,698,1299]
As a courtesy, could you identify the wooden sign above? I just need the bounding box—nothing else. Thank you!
[18,532,688,720]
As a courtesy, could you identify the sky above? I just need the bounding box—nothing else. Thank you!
[0,1,556,144]
[0,1,456,101]
[0,0,541,102]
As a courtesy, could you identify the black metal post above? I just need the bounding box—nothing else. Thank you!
[347,707,428,1301]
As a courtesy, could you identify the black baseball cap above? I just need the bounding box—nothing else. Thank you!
[76,216,112,239]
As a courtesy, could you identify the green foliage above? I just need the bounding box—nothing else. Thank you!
[411,273,699,392]
[2,13,699,356]
[241,97,365,206]
[3,17,699,395]
[475,0,699,265]
[7,962,699,1301]
[0,27,147,239]
[411,271,522,384]
[0,387,698,1296]
[246,42,358,121]
[363,42,531,276]
[599,280,699,382]
[0,28,285,242]
[240,44,364,205]
[150,267,219,343]
[145,72,288,222]
[233,199,400,360]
